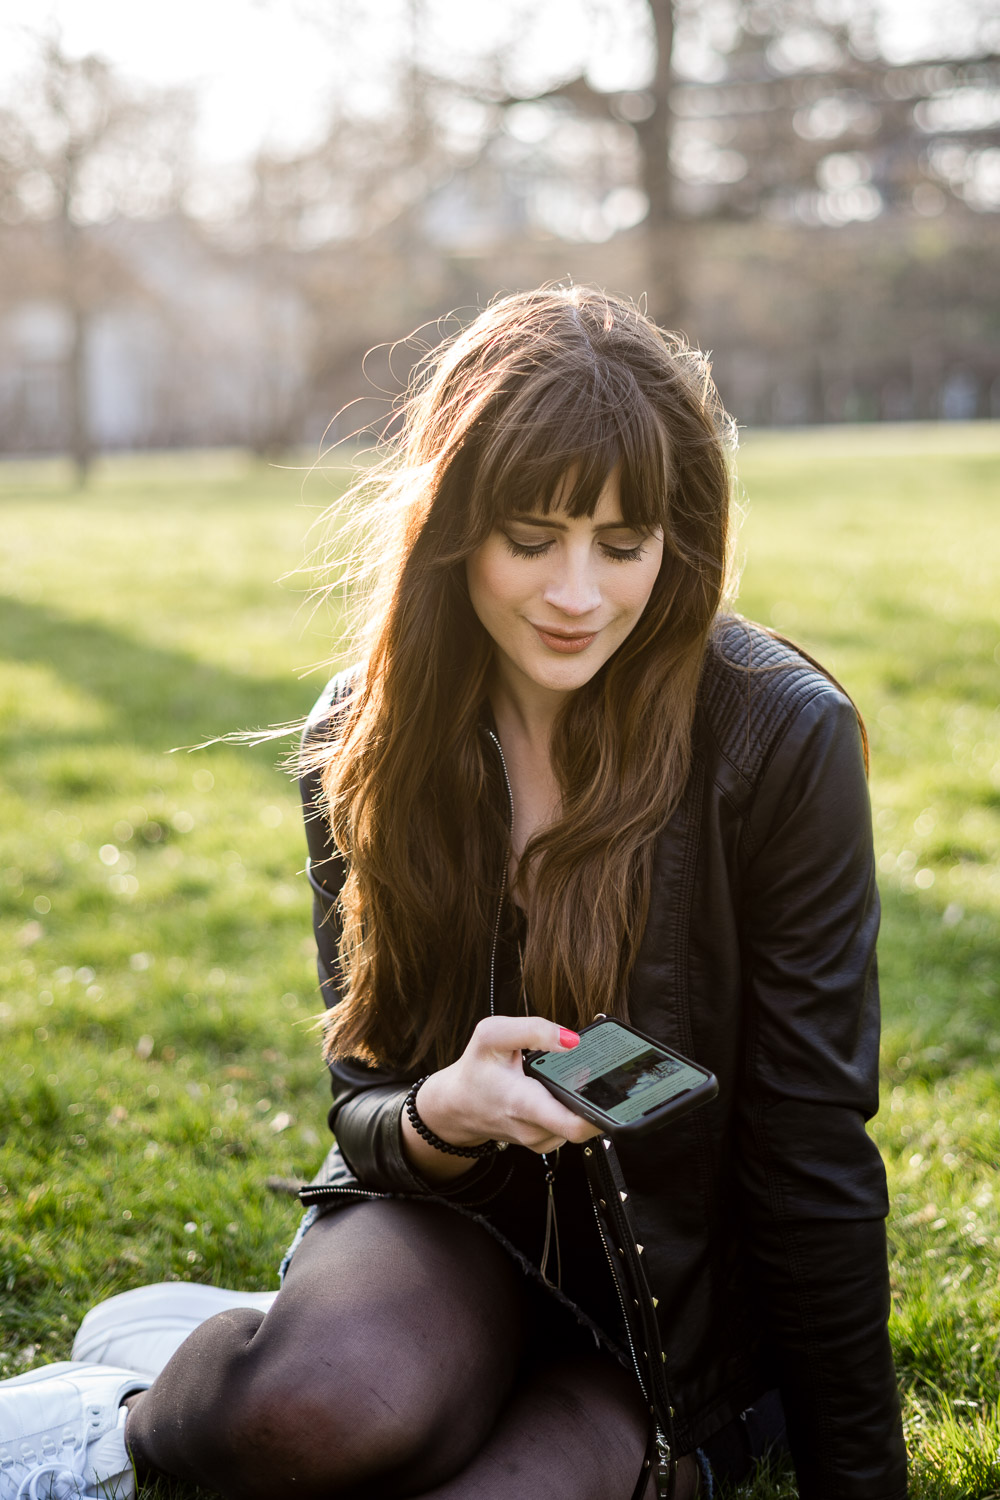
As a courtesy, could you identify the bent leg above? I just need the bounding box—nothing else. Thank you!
[126,1200,529,1500]
[417,1348,653,1500]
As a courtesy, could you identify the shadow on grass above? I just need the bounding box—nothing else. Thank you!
[0,594,324,760]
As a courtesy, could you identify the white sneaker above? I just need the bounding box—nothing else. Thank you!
[0,1361,147,1500]
[72,1284,278,1379]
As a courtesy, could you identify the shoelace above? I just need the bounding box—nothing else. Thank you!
[10,1445,87,1500]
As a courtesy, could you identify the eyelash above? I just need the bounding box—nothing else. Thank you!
[503,536,646,563]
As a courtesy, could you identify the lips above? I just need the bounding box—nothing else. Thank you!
[532,624,598,654]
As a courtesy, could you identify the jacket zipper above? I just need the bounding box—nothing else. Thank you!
[486,727,563,1286]
[485,728,514,1018]
[300,1182,390,1203]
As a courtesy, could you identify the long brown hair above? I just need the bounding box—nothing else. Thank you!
[308,286,736,1071]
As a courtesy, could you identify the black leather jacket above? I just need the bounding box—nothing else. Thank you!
[297,618,908,1500]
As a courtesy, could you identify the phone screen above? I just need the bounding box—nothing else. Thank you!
[529,1023,705,1125]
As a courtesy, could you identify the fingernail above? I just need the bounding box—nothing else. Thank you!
[559,1028,580,1049]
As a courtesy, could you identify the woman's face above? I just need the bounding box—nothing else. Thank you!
[466,472,664,705]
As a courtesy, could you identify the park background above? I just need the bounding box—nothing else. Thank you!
[1,2,999,1496]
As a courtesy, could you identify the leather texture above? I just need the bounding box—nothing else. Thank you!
[297,617,908,1499]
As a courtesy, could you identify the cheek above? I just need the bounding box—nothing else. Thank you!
[466,545,518,631]
[619,551,664,619]
[465,552,485,620]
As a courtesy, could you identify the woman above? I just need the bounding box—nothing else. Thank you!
[0,287,907,1500]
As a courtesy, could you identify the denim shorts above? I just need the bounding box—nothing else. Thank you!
[277,1203,323,1283]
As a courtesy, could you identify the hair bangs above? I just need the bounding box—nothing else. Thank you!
[469,360,670,536]
[612,385,673,536]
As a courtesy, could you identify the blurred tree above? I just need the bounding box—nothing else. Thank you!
[486,0,1000,319]
[225,0,995,435]
[277,0,998,328]
[0,32,192,482]
[4,4,994,456]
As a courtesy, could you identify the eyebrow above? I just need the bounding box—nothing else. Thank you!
[508,513,641,533]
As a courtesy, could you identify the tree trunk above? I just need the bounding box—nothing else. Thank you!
[635,0,683,328]
[62,210,92,487]
[67,297,91,487]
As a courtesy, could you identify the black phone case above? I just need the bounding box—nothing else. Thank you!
[523,1017,718,1139]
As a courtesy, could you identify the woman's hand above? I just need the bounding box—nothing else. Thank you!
[401,1016,603,1182]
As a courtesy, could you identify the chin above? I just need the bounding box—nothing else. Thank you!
[524,650,609,693]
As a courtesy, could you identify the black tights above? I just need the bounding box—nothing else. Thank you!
[125,1200,663,1500]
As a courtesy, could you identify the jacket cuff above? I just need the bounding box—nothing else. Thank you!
[335,1084,428,1193]
[334,1084,501,1200]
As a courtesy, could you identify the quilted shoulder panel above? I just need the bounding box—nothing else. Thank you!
[699,617,846,787]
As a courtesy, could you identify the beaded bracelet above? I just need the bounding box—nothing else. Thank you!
[404,1076,506,1159]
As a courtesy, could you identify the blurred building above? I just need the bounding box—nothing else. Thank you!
[0,216,321,453]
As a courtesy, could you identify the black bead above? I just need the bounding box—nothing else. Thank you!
[403,1077,499,1159]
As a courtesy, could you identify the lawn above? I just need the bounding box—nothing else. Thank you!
[1,427,998,1498]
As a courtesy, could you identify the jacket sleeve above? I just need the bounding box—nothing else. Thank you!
[300,748,430,1194]
[737,686,908,1499]
[300,728,494,1200]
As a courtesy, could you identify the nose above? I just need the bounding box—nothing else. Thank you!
[541,550,602,618]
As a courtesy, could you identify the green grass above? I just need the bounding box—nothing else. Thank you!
[1,427,999,1497]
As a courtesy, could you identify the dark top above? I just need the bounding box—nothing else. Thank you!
[482,899,626,1340]
[297,617,908,1500]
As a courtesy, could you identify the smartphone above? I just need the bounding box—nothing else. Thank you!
[523,1017,718,1139]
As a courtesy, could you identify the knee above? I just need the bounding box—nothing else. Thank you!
[223,1335,466,1497]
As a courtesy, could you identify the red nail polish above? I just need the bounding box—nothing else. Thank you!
[559,1028,580,1048]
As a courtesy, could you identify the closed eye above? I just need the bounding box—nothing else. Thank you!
[600,542,646,562]
[502,534,648,562]
[503,535,552,559]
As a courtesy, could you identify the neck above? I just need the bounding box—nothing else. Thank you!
[487,664,567,758]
